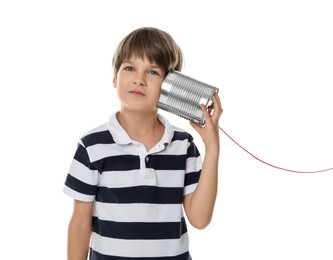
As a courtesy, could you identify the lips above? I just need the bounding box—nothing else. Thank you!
[129,90,145,96]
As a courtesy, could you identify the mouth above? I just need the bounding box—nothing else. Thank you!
[129,90,145,96]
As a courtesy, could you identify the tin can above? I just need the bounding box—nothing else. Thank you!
[158,70,219,125]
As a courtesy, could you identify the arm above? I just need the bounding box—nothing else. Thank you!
[183,94,223,229]
[68,200,94,260]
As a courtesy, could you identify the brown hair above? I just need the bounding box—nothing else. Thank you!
[112,27,183,76]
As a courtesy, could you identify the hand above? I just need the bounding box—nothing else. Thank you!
[190,93,223,149]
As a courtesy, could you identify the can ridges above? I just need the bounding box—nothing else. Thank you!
[157,71,218,125]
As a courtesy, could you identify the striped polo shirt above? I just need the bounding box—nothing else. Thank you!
[63,112,202,260]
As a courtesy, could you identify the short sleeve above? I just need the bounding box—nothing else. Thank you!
[63,141,99,202]
[183,139,202,196]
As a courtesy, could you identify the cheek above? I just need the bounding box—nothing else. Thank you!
[153,82,162,98]
[153,88,162,104]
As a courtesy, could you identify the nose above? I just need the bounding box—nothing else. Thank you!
[133,72,147,86]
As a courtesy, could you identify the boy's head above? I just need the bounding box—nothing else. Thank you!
[112,27,183,76]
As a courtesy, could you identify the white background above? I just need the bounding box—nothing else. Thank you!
[1,0,333,259]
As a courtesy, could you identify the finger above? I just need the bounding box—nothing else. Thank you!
[210,95,223,122]
[212,93,222,111]
[200,104,217,128]
[200,103,211,120]
[190,120,203,133]
[207,106,214,116]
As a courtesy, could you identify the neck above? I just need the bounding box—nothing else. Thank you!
[116,110,162,136]
[116,110,165,151]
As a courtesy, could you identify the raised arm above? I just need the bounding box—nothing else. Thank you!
[183,94,223,229]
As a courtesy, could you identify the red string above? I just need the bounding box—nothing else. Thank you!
[219,126,333,173]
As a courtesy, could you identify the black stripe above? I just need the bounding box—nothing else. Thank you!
[74,144,96,170]
[65,174,97,195]
[92,217,187,240]
[146,155,187,170]
[96,186,183,204]
[184,170,201,186]
[187,142,200,158]
[93,155,140,172]
[172,131,193,142]
[82,130,115,147]
[89,249,191,260]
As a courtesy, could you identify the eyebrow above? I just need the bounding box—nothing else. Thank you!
[122,60,162,70]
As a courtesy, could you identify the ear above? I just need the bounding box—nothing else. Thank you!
[112,75,117,88]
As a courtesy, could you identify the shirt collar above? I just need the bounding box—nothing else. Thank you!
[107,112,174,147]
[107,112,129,145]
[157,113,174,148]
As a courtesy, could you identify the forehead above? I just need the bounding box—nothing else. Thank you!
[124,55,161,67]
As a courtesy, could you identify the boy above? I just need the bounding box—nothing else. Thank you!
[64,27,223,260]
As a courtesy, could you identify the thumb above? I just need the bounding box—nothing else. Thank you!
[190,120,202,133]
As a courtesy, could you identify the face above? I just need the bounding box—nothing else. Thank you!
[113,56,165,114]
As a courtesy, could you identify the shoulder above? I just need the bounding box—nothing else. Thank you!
[172,125,194,143]
[80,123,115,148]
[169,125,200,156]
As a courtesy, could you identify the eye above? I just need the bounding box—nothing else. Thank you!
[124,66,134,72]
[148,70,161,76]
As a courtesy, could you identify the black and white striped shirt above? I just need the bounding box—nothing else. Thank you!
[64,113,202,260]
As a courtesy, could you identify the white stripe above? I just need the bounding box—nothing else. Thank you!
[87,139,190,163]
[186,156,202,173]
[91,232,189,257]
[69,159,99,185]
[183,183,198,196]
[63,186,95,202]
[83,123,108,137]
[94,202,183,222]
[87,143,139,162]
[160,139,189,155]
[99,169,185,188]
[87,140,188,162]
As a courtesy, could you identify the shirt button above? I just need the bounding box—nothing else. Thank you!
[145,156,149,162]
